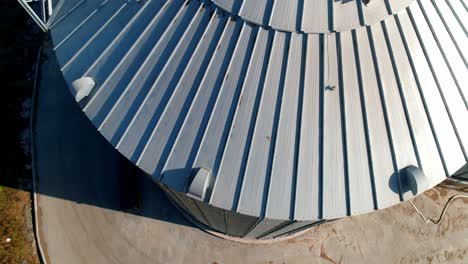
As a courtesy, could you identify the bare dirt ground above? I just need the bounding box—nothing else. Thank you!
[0,187,39,264]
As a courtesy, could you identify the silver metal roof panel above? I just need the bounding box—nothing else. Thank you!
[50,0,468,221]
[213,0,414,33]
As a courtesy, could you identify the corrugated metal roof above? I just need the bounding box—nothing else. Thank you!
[212,0,413,33]
[49,0,467,221]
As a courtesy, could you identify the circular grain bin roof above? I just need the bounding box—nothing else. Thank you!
[49,0,467,221]
[211,0,413,33]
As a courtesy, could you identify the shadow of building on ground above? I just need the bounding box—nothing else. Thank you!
[30,43,194,229]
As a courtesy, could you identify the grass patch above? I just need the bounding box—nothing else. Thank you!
[0,186,39,264]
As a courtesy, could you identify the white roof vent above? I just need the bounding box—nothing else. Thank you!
[401,166,430,196]
[71,77,95,102]
[186,168,211,201]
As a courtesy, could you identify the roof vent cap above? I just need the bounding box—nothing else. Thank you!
[400,165,430,196]
[186,168,211,201]
[71,77,95,102]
